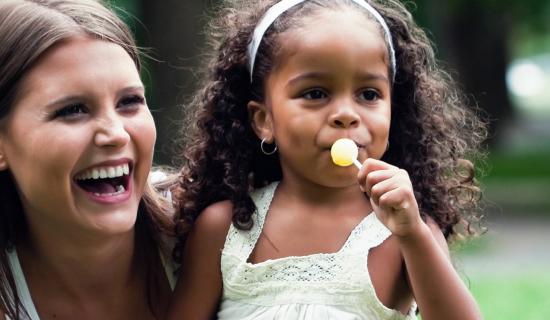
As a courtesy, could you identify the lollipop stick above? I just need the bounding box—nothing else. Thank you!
[353,159,362,169]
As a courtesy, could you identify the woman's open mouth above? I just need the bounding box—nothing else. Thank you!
[74,162,131,198]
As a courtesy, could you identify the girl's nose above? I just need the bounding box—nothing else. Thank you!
[329,102,360,128]
[94,113,130,148]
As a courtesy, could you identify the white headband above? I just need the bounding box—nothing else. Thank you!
[247,0,396,83]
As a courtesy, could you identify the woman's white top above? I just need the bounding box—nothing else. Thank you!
[4,171,176,319]
[5,247,176,320]
[218,182,417,320]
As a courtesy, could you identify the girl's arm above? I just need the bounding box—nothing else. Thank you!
[400,218,481,320]
[166,201,234,320]
[358,158,482,320]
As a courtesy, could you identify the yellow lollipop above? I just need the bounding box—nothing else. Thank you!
[330,138,362,169]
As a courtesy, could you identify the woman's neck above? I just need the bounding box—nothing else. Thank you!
[17,225,138,301]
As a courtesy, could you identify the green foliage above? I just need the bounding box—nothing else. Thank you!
[411,0,550,31]
[109,0,139,14]
[486,151,550,179]
[470,273,550,319]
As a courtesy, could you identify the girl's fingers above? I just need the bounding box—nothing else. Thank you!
[362,158,399,174]
[378,186,413,211]
[370,177,402,206]
[367,169,413,205]
[357,158,399,188]
[363,169,395,197]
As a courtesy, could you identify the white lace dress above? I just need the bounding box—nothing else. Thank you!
[218,182,417,320]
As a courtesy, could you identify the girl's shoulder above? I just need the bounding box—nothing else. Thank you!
[190,200,234,247]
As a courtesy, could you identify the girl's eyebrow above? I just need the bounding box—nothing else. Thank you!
[286,71,389,88]
[356,72,389,84]
[286,72,331,87]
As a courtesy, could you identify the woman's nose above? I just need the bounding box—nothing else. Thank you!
[94,112,130,148]
[329,100,360,128]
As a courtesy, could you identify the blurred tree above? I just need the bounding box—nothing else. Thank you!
[412,0,550,145]
[112,0,216,165]
[112,0,550,163]
[138,0,214,165]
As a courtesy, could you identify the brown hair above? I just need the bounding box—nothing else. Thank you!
[173,0,487,261]
[0,0,173,318]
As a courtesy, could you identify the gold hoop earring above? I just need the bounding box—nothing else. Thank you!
[260,138,277,155]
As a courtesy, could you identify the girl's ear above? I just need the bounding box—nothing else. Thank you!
[248,100,274,142]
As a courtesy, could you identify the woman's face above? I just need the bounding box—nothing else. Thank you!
[0,37,156,239]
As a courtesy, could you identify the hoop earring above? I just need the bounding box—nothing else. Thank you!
[260,138,277,155]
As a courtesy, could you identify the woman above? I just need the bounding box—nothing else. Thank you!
[0,0,175,319]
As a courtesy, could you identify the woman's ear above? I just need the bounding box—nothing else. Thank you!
[248,100,274,142]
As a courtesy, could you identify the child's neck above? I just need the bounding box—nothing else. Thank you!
[277,178,371,215]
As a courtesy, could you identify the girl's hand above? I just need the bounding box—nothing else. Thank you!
[357,158,425,238]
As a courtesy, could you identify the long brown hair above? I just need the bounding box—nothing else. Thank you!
[0,1,173,318]
[173,0,487,261]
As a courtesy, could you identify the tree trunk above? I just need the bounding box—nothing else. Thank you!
[139,0,213,165]
[418,1,514,145]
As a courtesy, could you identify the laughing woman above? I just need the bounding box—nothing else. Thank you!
[0,1,175,319]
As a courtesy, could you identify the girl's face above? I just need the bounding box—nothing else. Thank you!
[0,37,156,239]
[251,9,392,188]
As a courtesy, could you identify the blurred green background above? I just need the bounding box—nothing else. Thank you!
[111,0,550,318]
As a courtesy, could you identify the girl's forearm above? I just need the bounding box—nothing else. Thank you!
[398,224,482,320]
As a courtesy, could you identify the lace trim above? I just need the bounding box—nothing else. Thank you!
[220,181,415,319]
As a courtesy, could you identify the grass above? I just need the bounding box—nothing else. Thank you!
[469,273,550,320]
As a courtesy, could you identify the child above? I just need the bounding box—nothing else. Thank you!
[169,0,486,319]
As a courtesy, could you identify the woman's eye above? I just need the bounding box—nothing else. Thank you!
[53,103,87,119]
[302,89,327,100]
[118,95,145,111]
[359,89,380,102]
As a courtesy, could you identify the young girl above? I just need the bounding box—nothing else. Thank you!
[169,0,486,319]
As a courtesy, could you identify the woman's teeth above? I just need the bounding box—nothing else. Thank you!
[75,163,130,180]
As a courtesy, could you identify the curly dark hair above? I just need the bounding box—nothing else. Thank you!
[173,0,487,262]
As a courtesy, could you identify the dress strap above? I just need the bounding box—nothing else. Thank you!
[6,248,41,320]
[222,181,279,261]
[340,212,393,254]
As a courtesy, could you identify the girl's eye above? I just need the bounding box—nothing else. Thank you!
[359,89,380,102]
[302,89,328,100]
[53,103,87,119]
[118,95,145,111]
